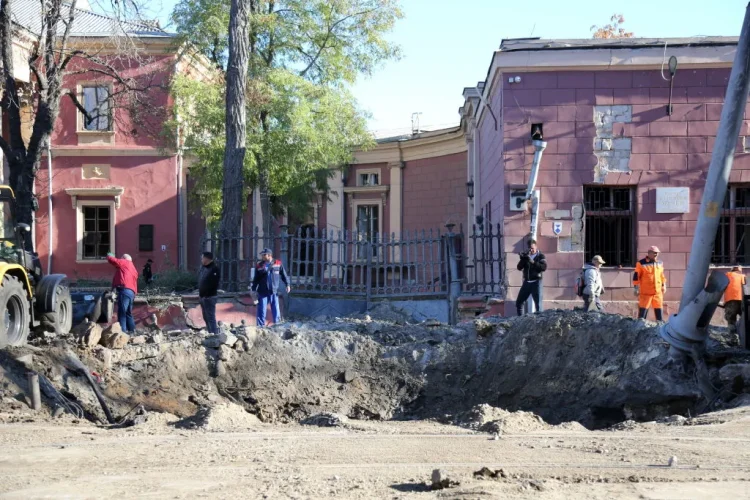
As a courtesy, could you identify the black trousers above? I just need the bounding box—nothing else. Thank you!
[516,280,541,316]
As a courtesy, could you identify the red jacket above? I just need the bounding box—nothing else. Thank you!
[107,256,139,294]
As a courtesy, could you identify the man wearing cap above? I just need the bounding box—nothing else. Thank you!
[723,265,746,341]
[106,252,139,334]
[633,246,667,321]
[251,248,290,326]
[582,255,606,312]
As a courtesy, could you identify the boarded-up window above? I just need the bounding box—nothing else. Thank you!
[139,224,154,252]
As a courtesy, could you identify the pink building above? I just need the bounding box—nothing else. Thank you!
[461,37,748,317]
[1,1,211,281]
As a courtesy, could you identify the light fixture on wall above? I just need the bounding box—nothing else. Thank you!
[667,56,678,116]
[466,180,475,199]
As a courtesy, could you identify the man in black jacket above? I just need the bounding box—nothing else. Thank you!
[516,239,547,316]
[198,251,221,334]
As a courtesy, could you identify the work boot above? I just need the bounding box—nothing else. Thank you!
[655,308,663,322]
[638,308,648,320]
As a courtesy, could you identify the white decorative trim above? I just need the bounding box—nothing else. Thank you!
[355,167,382,186]
[343,185,389,194]
[65,187,125,209]
[74,199,117,262]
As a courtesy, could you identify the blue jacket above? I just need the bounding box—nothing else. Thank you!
[251,259,289,296]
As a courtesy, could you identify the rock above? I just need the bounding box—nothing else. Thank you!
[203,336,223,349]
[52,406,65,418]
[343,370,356,383]
[102,332,129,349]
[728,393,750,409]
[73,320,103,348]
[93,346,112,369]
[234,340,247,352]
[148,333,163,344]
[474,319,495,337]
[430,469,459,490]
[365,321,383,334]
[218,344,233,362]
[14,354,33,368]
[215,360,227,378]
[719,363,750,387]
[203,332,237,348]
[363,314,371,322]
[218,332,238,347]
[301,413,344,427]
[424,319,441,327]
[130,335,147,345]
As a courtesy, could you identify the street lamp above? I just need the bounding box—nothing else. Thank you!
[466,180,474,199]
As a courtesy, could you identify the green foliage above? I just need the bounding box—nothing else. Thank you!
[168,0,401,226]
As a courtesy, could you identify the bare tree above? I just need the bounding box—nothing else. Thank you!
[0,0,168,251]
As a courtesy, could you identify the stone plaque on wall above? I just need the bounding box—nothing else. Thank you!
[656,187,690,214]
[82,165,110,180]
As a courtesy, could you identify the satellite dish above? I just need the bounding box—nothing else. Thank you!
[668,56,678,76]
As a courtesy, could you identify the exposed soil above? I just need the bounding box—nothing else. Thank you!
[1,308,750,498]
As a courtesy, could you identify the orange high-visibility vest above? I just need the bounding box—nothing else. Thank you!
[724,271,746,302]
[633,257,666,296]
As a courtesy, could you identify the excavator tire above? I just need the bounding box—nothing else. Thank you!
[0,274,30,347]
[40,284,73,335]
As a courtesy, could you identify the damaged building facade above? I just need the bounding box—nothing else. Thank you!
[461,37,750,317]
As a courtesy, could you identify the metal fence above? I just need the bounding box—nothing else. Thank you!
[201,223,506,300]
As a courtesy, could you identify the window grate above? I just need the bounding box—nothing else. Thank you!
[584,186,634,267]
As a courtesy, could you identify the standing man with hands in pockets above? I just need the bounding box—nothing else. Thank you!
[516,239,547,316]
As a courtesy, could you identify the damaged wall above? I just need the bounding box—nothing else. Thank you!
[491,67,750,320]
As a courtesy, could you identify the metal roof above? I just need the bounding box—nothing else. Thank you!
[499,36,739,52]
[9,0,173,38]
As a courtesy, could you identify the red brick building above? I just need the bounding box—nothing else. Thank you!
[461,37,748,316]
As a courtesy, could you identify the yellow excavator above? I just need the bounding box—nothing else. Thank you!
[0,185,72,347]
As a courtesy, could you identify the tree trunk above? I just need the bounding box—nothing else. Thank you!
[218,0,251,239]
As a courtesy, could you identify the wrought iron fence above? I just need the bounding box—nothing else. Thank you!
[201,223,506,300]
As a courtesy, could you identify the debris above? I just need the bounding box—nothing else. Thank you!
[719,363,750,388]
[130,335,147,345]
[301,413,345,427]
[430,469,459,490]
[101,323,129,349]
[474,319,495,337]
[72,320,103,348]
[423,319,441,327]
[217,345,233,362]
[473,467,507,480]
[343,370,357,383]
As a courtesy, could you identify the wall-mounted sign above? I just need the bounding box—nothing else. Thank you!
[656,187,690,214]
[552,221,563,235]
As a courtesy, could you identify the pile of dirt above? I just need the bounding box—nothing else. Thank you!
[1,309,748,431]
[459,404,588,434]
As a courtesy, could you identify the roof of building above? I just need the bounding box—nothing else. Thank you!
[373,125,461,144]
[498,36,739,52]
[10,0,173,38]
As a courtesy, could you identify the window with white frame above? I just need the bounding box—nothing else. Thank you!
[358,172,379,186]
[81,86,111,131]
[713,185,750,265]
[81,205,112,259]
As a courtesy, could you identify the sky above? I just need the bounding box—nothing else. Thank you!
[146,0,750,136]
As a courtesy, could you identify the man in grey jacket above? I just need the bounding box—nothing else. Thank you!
[582,255,605,312]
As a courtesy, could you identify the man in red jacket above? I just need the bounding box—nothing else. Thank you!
[107,253,139,334]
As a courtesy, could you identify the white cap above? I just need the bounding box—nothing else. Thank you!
[122,254,132,261]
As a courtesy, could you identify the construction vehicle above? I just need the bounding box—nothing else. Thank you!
[0,185,73,347]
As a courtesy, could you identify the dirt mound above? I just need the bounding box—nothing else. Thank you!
[460,404,589,434]
[2,309,747,431]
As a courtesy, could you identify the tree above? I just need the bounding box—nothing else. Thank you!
[591,14,634,39]
[0,0,166,250]
[171,0,402,238]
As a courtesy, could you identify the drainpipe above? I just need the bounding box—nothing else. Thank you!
[525,139,547,313]
[661,4,750,360]
[176,122,185,270]
[47,138,53,274]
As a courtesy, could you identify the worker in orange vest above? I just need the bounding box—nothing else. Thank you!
[633,246,667,321]
[723,264,746,339]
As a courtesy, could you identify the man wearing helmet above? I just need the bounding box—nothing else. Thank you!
[633,246,667,321]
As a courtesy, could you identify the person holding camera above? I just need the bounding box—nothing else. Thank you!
[516,239,547,316]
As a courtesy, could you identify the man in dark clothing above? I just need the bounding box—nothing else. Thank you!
[515,239,547,316]
[198,252,221,335]
[106,253,139,334]
[142,259,154,284]
[251,248,290,326]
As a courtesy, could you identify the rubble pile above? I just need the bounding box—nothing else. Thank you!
[1,306,749,430]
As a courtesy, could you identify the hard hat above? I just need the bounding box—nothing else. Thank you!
[648,246,660,253]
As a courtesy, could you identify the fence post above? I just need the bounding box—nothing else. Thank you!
[279,224,290,319]
[365,238,372,304]
[446,223,461,325]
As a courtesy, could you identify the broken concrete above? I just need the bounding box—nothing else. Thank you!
[101,324,129,350]
[72,320,103,348]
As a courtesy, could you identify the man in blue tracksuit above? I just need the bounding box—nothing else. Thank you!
[251,248,290,326]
